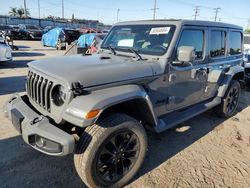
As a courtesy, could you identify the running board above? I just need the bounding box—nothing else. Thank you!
[154,97,221,133]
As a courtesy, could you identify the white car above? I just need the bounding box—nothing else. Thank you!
[244,34,250,86]
[0,37,12,63]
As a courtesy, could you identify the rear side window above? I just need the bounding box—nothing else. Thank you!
[210,31,226,58]
[177,29,204,59]
[229,31,242,55]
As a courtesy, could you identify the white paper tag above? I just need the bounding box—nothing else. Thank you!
[149,27,170,35]
[117,39,134,47]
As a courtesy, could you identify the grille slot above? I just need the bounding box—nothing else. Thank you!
[26,71,53,112]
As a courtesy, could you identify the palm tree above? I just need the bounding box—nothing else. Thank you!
[16,8,30,17]
[9,7,17,16]
[9,7,30,17]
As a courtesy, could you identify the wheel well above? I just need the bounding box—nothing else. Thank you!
[97,98,156,128]
[232,71,244,82]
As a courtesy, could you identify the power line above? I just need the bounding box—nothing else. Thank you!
[214,7,221,22]
[193,6,200,20]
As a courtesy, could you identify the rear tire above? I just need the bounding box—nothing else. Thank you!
[74,113,147,188]
[216,80,241,118]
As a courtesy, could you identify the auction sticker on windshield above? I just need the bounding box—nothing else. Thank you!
[149,27,170,35]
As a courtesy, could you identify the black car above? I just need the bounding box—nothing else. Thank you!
[57,28,81,50]
[20,24,43,40]
[9,25,27,39]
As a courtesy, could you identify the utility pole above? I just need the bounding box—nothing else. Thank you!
[23,0,27,17]
[247,19,250,30]
[116,8,120,22]
[152,0,159,20]
[214,7,221,22]
[193,6,200,20]
[62,0,64,19]
[38,0,40,19]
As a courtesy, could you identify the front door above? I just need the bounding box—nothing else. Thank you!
[166,27,208,111]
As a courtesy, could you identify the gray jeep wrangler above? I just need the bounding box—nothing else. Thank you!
[4,20,244,187]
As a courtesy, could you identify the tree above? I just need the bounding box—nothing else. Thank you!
[9,7,30,17]
[9,7,17,16]
[245,29,250,34]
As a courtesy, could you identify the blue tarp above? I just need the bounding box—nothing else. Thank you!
[41,27,63,47]
[77,33,96,47]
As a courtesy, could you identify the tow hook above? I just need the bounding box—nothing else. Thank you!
[30,116,44,125]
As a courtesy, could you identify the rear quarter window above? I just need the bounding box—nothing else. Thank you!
[229,31,242,55]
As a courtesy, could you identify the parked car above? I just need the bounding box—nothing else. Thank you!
[4,20,244,188]
[77,33,106,53]
[42,26,55,34]
[0,36,12,63]
[42,27,81,50]
[9,25,27,39]
[244,34,250,87]
[19,24,43,40]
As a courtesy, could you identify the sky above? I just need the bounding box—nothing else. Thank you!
[0,0,249,28]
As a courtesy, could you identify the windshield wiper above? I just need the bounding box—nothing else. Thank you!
[129,49,143,60]
[108,46,116,55]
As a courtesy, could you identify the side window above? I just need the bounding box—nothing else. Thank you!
[229,31,242,55]
[176,29,204,60]
[210,31,226,58]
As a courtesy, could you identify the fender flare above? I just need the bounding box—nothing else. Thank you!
[63,84,157,127]
[217,65,244,97]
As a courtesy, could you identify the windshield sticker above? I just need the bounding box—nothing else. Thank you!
[117,39,134,47]
[149,27,171,35]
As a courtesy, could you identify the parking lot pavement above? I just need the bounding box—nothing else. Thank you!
[0,40,250,187]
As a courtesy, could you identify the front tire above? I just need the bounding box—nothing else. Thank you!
[216,80,241,118]
[74,113,147,188]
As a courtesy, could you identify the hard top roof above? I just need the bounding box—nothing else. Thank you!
[115,19,242,30]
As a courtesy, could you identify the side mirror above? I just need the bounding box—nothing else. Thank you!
[177,46,196,62]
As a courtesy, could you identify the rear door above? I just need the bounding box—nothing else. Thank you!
[205,28,227,98]
[205,29,243,98]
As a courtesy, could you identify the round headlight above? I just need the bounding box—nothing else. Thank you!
[52,85,66,106]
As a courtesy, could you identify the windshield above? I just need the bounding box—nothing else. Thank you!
[244,36,250,44]
[101,24,175,56]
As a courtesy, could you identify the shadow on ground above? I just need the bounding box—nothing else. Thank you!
[12,52,45,57]
[0,60,32,69]
[0,136,86,188]
[0,91,249,187]
[0,76,26,95]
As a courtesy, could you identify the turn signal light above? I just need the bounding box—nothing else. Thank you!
[85,109,100,119]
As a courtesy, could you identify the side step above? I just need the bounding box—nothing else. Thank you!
[154,97,221,133]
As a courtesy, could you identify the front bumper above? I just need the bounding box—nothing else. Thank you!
[4,94,75,156]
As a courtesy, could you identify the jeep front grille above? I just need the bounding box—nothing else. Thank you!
[26,71,53,112]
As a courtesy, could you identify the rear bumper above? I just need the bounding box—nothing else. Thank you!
[4,94,75,156]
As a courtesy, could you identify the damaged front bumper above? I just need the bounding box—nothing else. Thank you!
[4,94,75,156]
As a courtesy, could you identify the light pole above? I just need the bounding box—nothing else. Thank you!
[23,0,27,17]
[116,8,120,22]
[62,0,64,19]
[38,0,40,19]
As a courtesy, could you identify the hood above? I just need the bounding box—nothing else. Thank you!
[29,54,155,88]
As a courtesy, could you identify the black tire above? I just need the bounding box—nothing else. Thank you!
[216,80,241,118]
[74,113,147,188]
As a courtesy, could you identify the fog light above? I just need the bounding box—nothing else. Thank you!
[34,135,62,153]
